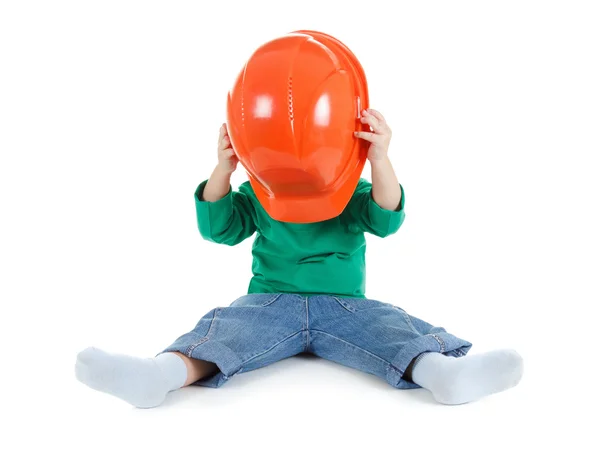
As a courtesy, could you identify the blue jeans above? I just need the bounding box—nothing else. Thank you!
[161,294,472,389]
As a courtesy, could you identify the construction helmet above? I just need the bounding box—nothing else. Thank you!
[226,30,370,223]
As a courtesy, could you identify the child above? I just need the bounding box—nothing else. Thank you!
[75,109,523,408]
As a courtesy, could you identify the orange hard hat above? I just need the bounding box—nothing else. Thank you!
[226,30,370,223]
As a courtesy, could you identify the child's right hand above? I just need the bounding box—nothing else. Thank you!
[216,123,239,175]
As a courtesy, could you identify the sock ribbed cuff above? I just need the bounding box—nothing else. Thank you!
[154,352,187,391]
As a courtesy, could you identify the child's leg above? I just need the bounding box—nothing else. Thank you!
[309,296,523,405]
[75,347,217,408]
[76,293,307,408]
[176,351,218,386]
[404,350,524,405]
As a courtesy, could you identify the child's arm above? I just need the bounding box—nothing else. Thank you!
[202,165,234,203]
[342,109,405,237]
[371,157,402,211]
[195,124,256,246]
[355,109,401,211]
[203,124,239,202]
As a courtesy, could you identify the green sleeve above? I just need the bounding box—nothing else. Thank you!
[194,180,257,246]
[340,179,405,237]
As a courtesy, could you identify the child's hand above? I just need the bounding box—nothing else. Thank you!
[216,123,239,174]
[354,109,392,163]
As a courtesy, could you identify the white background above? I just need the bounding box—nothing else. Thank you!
[1,0,598,448]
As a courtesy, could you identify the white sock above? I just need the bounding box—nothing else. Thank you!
[411,349,524,405]
[75,347,187,408]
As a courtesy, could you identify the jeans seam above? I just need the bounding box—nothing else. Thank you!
[240,330,304,367]
[305,296,310,351]
[311,329,401,372]
[332,296,357,313]
[428,333,446,353]
[185,308,221,357]
[260,293,283,307]
[394,306,419,334]
[453,348,467,357]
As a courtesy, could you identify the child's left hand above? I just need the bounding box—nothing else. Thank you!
[354,109,392,162]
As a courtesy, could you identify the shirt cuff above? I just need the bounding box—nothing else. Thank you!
[368,183,406,234]
[194,180,234,236]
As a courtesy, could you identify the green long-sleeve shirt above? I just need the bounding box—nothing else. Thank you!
[195,179,405,298]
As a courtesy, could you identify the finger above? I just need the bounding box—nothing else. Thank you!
[360,113,384,133]
[354,131,378,142]
[366,109,386,123]
[223,123,229,137]
[218,124,226,141]
[364,110,392,134]
[221,148,235,159]
[218,135,231,151]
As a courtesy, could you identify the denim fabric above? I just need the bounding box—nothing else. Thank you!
[161,294,472,389]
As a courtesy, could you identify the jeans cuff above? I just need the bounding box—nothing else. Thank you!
[161,339,244,388]
[386,332,472,388]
